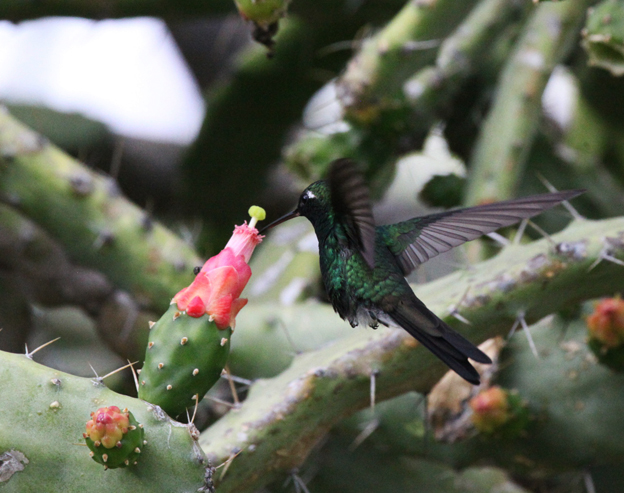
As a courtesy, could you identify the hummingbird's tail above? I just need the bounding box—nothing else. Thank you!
[391,302,491,385]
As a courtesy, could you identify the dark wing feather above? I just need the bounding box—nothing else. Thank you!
[380,190,584,276]
[328,159,377,269]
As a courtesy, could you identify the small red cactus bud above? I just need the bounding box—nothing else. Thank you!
[587,297,624,371]
[587,297,624,348]
[85,406,130,449]
[470,386,510,433]
[85,406,145,469]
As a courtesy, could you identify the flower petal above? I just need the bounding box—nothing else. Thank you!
[209,294,233,329]
[205,265,239,300]
[229,298,248,329]
[186,296,206,318]
[173,273,211,311]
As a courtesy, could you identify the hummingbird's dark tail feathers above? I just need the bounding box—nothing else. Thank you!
[390,304,491,385]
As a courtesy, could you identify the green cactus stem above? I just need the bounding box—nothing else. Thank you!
[0,203,113,310]
[0,350,211,492]
[84,406,146,469]
[464,0,592,206]
[138,305,232,418]
[582,0,624,76]
[0,109,201,312]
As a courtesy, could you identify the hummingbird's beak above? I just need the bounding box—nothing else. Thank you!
[259,210,300,234]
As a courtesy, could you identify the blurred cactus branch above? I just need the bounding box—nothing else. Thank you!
[0,109,201,312]
[200,216,624,493]
[403,0,530,123]
[0,203,113,312]
[337,0,480,121]
[464,0,594,206]
[284,0,529,185]
[0,0,233,20]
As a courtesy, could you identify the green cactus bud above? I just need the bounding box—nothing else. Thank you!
[138,305,232,417]
[83,406,145,469]
[582,0,624,76]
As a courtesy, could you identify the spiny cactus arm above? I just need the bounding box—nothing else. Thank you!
[464,0,592,206]
[0,109,202,312]
[0,203,113,310]
[337,0,480,123]
[404,0,530,120]
[199,216,624,492]
[0,350,212,492]
[582,0,624,76]
[346,316,624,473]
[284,0,527,183]
[0,0,232,20]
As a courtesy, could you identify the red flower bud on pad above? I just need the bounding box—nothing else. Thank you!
[173,207,264,329]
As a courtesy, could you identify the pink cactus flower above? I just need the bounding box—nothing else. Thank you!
[173,210,264,329]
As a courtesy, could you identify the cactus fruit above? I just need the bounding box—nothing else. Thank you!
[84,406,146,469]
[582,0,624,76]
[138,209,264,417]
[469,386,529,437]
[586,297,624,371]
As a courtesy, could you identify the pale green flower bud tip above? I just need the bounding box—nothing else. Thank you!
[248,205,266,221]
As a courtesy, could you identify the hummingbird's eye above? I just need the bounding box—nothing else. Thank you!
[300,190,315,207]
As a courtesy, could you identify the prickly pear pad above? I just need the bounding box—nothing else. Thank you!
[84,406,145,469]
[138,305,232,417]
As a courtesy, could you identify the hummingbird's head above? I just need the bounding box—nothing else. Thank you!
[259,180,331,233]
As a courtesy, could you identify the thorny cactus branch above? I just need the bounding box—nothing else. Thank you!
[284,0,528,183]
[0,108,201,311]
[464,0,594,205]
[200,216,624,492]
[0,0,233,20]
[337,0,480,122]
[403,0,530,122]
[0,203,113,312]
[0,350,212,492]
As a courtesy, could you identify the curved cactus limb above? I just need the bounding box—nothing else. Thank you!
[0,350,212,492]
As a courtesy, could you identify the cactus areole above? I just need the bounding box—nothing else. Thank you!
[138,208,264,417]
[84,406,145,469]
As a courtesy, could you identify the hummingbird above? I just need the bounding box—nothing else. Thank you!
[261,159,583,384]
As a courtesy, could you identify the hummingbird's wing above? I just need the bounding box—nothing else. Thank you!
[328,158,377,270]
[390,296,491,384]
[380,190,584,276]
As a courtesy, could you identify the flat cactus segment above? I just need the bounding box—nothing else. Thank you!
[138,305,232,417]
[0,350,210,492]
[582,0,624,75]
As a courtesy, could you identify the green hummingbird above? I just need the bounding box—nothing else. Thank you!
[261,159,583,384]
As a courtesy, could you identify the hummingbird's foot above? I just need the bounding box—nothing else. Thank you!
[367,311,389,329]
[349,319,359,328]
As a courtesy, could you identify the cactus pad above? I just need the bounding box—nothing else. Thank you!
[138,305,232,417]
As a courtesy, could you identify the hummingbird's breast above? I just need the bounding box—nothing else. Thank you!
[319,229,410,325]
